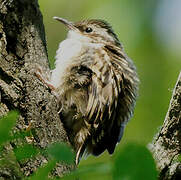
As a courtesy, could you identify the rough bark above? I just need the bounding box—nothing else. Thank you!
[0,0,74,179]
[149,72,181,179]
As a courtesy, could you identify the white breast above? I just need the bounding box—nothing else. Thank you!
[51,30,104,89]
[51,38,82,88]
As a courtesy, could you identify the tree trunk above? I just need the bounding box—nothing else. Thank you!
[0,0,73,179]
[149,72,181,179]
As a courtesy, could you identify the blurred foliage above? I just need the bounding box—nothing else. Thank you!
[113,144,158,180]
[46,143,75,164]
[0,112,158,180]
[14,144,38,161]
[0,111,19,145]
[38,1,181,175]
[27,160,56,180]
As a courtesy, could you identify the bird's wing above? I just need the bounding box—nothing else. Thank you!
[86,44,130,155]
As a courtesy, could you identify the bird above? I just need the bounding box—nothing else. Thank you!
[37,17,139,164]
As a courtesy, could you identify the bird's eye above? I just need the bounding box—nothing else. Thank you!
[85,27,93,33]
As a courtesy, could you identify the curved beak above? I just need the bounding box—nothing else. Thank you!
[53,17,77,31]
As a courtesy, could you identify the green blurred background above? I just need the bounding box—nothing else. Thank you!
[38,0,181,179]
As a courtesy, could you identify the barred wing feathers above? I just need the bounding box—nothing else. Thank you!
[85,44,138,155]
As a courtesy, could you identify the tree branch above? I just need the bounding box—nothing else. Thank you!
[0,0,74,178]
[150,72,181,179]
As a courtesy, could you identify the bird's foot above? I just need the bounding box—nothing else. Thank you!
[35,66,55,91]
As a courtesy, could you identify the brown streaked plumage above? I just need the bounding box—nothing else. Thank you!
[48,17,139,164]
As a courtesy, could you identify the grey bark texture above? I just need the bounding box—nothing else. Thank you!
[0,0,74,179]
[149,72,181,180]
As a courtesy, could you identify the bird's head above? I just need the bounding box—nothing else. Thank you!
[54,17,121,46]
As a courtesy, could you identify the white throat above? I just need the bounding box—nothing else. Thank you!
[51,35,82,88]
[51,30,103,89]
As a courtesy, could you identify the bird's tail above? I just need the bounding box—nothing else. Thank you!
[75,143,87,165]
